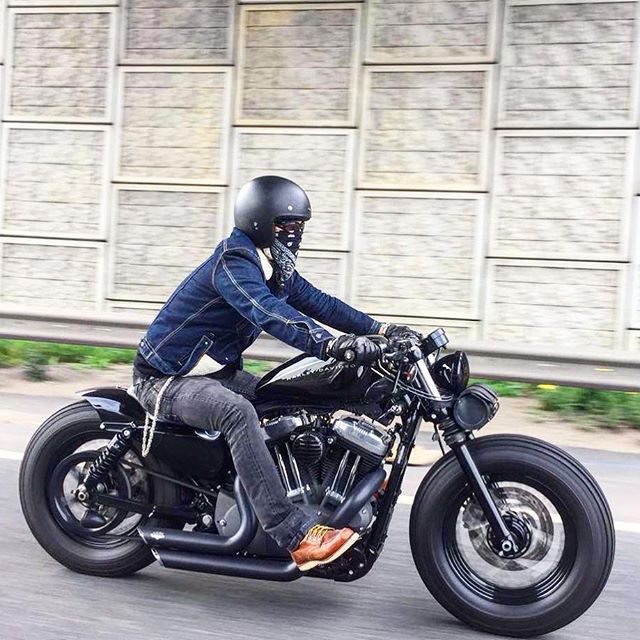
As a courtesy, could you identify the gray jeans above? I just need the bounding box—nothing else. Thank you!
[131,367,317,551]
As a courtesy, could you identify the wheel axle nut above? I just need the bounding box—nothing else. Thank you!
[202,514,214,528]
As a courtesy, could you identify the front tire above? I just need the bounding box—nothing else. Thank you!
[19,401,180,577]
[409,435,615,637]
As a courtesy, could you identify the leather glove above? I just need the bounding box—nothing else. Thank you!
[381,323,422,341]
[323,334,380,365]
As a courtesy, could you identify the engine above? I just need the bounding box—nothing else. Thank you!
[214,412,393,557]
[266,413,393,510]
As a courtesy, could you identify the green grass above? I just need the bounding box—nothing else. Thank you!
[0,339,135,369]
[0,338,272,378]
[532,385,640,430]
[243,359,272,375]
[471,378,533,397]
[472,377,640,430]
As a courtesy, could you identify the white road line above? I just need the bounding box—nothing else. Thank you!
[0,449,23,461]
[1,450,638,534]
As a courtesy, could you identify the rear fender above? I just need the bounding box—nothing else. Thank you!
[78,386,145,425]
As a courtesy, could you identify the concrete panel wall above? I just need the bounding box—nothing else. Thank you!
[0,0,639,358]
[121,0,233,64]
[499,1,638,127]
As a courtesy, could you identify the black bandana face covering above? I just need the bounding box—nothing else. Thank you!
[270,220,305,288]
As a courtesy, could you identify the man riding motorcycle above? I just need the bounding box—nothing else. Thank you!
[131,175,417,571]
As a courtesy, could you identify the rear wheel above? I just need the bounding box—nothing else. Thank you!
[409,435,615,637]
[19,401,181,577]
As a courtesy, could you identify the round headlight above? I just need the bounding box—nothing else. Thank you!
[431,351,470,394]
[453,384,499,431]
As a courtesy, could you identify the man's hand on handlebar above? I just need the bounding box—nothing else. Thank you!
[380,322,423,342]
[323,334,380,365]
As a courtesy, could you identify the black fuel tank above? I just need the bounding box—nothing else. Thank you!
[255,355,377,403]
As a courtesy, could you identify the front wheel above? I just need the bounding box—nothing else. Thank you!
[409,435,615,637]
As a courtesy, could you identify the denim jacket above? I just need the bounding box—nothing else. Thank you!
[137,228,381,376]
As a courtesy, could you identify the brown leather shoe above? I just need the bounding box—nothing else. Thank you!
[290,525,359,572]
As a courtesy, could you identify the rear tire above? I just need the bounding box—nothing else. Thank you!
[409,435,615,637]
[19,401,181,577]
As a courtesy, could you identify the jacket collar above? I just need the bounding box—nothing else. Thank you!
[230,227,273,281]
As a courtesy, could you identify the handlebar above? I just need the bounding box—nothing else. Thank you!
[332,328,447,366]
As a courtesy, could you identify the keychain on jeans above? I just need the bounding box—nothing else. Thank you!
[141,376,175,457]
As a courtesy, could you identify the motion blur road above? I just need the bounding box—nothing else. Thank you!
[1,393,638,640]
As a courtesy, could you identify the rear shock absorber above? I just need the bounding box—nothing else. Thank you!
[80,427,135,494]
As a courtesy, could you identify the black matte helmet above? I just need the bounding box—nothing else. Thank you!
[234,175,312,248]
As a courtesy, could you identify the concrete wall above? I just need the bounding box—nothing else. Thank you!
[0,0,638,353]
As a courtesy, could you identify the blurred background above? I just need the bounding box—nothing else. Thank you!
[0,0,638,357]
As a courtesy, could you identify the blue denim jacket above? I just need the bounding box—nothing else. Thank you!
[137,228,380,376]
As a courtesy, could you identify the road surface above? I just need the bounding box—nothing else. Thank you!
[0,393,638,639]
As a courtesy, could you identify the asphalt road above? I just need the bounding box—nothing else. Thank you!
[1,394,639,640]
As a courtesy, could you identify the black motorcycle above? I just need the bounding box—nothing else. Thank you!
[19,329,614,637]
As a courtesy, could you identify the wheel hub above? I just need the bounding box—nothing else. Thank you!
[48,449,138,541]
[454,482,567,591]
[487,512,532,559]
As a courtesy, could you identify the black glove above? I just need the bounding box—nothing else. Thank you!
[382,323,422,341]
[323,334,380,365]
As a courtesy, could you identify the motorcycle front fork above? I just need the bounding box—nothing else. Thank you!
[450,439,520,555]
[414,356,519,555]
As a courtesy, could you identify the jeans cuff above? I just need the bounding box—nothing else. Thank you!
[265,507,318,552]
[285,511,320,552]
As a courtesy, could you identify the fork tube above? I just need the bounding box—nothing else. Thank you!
[451,441,513,546]
[415,358,443,400]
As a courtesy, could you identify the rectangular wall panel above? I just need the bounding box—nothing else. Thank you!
[485,260,624,348]
[0,239,101,310]
[121,0,233,64]
[354,192,485,318]
[632,196,640,328]
[296,251,346,299]
[360,66,492,190]
[11,2,118,5]
[109,185,223,302]
[116,67,231,185]
[237,3,360,126]
[0,124,109,239]
[373,316,479,342]
[499,0,639,127]
[4,8,115,122]
[491,131,634,261]
[0,2,6,65]
[629,330,640,350]
[366,0,497,63]
[231,128,354,250]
